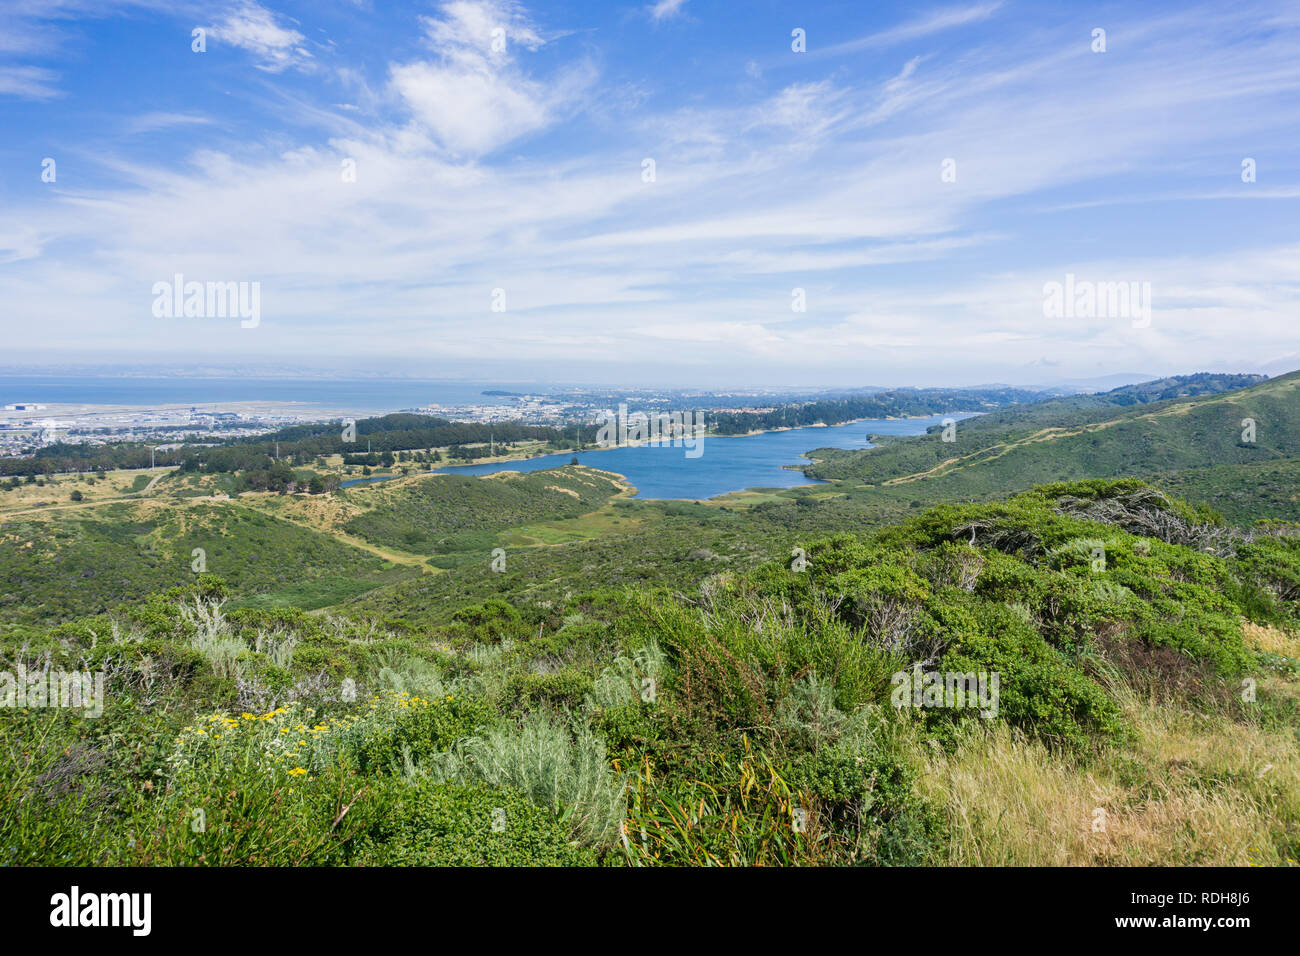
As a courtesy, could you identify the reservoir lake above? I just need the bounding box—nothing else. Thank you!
[343,413,980,500]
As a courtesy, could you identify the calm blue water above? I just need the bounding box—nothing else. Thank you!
[430,413,979,500]
[0,375,538,413]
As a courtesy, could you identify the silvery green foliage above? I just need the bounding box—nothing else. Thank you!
[368,647,452,698]
[322,614,386,644]
[178,598,245,680]
[235,669,338,713]
[585,640,665,711]
[410,710,626,848]
[775,672,848,752]
[254,629,299,670]
[1006,601,1035,626]
[1047,537,1110,572]
[107,619,146,645]
[1089,579,1134,605]
[466,638,517,668]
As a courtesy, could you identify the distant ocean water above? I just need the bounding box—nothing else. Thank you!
[0,375,530,414]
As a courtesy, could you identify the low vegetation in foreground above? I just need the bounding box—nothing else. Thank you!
[3,479,1297,866]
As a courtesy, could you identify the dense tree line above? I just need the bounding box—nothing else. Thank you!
[259,414,564,454]
[0,415,568,477]
[1096,373,1266,406]
[705,388,1042,436]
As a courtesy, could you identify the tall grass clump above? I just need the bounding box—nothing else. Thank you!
[178,598,245,679]
[411,709,626,848]
[586,640,665,711]
[913,686,1300,866]
[368,647,452,698]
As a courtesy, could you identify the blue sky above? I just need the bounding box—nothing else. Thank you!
[1,0,1298,387]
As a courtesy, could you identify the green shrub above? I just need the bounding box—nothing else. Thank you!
[934,602,1127,750]
[413,709,626,848]
[452,599,523,643]
[352,780,596,866]
[786,744,943,866]
[347,692,497,773]
[506,670,593,709]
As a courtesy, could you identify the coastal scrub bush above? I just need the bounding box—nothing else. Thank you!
[931,601,1127,750]
[451,599,524,644]
[586,639,666,711]
[352,780,596,866]
[411,708,626,848]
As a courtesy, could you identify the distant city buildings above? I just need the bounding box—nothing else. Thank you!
[422,395,583,424]
[0,401,318,457]
[0,391,787,460]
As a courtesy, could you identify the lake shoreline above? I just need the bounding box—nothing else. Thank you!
[427,414,978,501]
[339,412,983,498]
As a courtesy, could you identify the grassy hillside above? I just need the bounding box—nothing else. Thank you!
[0,499,412,629]
[3,478,1295,866]
[805,371,1300,504]
[1145,458,1300,525]
[338,482,941,631]
[340,466,625,556]
[0,466,638,631]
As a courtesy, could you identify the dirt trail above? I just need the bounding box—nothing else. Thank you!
[140,470,169,494]
[0,467,178,518]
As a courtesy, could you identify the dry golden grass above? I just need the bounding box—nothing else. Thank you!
[1243,621,1300,658]
[544,484,581,499]
[915,688,1300,866]
[0,466,172,516]
[238,488,363,531]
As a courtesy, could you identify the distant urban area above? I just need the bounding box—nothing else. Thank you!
[0,384,876,459]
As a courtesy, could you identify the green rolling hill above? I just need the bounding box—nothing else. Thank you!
[804,371,1300,522]
[340,465,625,557]
[0,499,413,629]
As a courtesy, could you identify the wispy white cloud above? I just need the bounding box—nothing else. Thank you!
[815,2,1003,58]
[124,111,215,134]
[388,0,591,156]
[206,1,312,72]
[647,0,689,23]
[0,64,60,99]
